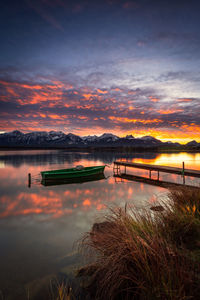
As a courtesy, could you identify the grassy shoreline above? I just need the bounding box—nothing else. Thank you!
[77,188,200,299]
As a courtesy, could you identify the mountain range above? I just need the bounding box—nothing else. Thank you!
[0,130,199,149]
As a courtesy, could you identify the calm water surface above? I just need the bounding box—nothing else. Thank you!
[0,150,200,299]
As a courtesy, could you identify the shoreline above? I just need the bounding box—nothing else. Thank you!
[0,146,200,153]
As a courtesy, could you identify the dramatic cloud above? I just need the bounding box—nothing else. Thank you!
[1,67,200,142]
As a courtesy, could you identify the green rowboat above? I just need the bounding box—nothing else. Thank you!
[41,173,105,186]
[41,165,105,180]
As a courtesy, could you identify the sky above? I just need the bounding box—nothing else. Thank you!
[0,0,200,143]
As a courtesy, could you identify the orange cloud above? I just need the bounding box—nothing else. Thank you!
[20,84,43,90]
[97,89,108,94]
[39,113,46,118]
[109,116,163,124]
[176,98,193,102]
[77,116,89,120]
[112,88,122,92]
[50,80,73,90]
[49,114,64,120]
[182,124,200,133]
[149,96,159,102]
[0,79,65,105]
[83,93,93,100]
[157,109,183,114]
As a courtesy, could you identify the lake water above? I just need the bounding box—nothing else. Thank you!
[0,150,200,299]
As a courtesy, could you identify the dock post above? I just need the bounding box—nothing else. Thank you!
[28,173,31,188]
[157,171,159,181]
[117,165,119,175]
[149,170,151,179]
[124,166,126,174]
[182,162,185,184]
[182,161,185,176]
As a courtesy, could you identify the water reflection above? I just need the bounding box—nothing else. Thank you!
[1,174,158,220]
[131,152,200,170]
[0,151,199,220]
[0,150,199,299]
[0,149,159,167]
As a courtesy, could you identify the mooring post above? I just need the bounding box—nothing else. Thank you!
[182,161,185,176]
[124,166,126,174]
[149,170,151,179]
[28,173,31,188]
[182,162,185,185]
[157,171,159,181]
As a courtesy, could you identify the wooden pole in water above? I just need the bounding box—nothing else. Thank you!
[182,161,185,176]
[182,162,185,185]
[28,173,31,188]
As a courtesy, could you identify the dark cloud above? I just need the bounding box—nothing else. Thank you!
[158,71,200,83]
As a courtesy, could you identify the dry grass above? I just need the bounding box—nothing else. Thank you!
[49,279,76,300]
[78,188,200,300]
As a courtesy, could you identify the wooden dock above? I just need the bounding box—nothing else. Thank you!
[113,161,200,189]
[113,161,200,178]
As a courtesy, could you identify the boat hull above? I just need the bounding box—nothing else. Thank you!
[41,165,105,180]
[41,173,106,186]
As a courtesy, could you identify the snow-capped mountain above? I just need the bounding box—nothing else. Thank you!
[125,135,135,140]
[98,133,119,142]
[139,135,162,145]
[0,130,198,149]
[140,136,159,141]
[65,133,83,144]
[0,130,84,147]
[82,133,119,145]
[82,135,98,142]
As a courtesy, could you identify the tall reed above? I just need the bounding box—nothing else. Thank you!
[78,188,200,300]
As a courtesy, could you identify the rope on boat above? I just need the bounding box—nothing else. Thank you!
[28,172,41,188]
[30,173,40,178]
